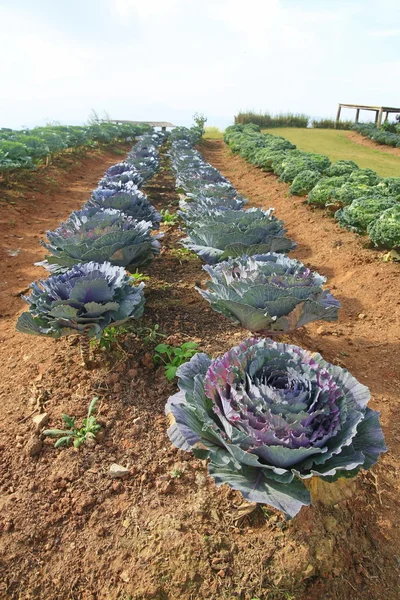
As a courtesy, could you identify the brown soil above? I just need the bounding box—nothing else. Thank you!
[0,141,399,600]
[343,131,400,157]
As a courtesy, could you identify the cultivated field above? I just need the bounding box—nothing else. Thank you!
[0,126,399,600]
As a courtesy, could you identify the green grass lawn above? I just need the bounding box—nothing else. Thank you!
[262,128,400,178]
[204,127,224,140]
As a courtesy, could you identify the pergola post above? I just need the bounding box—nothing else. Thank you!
[377,108,383,128]
[355,108,360,123]
[384,112,389,122]
[374,111,379,125]
[335,104,342,128]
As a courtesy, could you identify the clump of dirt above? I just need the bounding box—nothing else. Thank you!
[0,142,399,600]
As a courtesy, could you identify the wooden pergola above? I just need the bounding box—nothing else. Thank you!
[106,120,176,132]
[336,104,400,128]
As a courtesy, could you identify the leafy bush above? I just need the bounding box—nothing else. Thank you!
[325,160,359,177]
[367,205,400,249]
[252,148,290,172]
[276,152,330,183]
[16,262,145,338]
[166,338,386,518]
[336,196,399,234]
[182,209,296,264]
[289,170,322,196]
[307,176,348,206]
[348,168,382,186]
[198,254,340,333]
[40,207,162,272]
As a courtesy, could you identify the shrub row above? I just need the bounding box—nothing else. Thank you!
[224,124,400,250]
[353,122,400,149]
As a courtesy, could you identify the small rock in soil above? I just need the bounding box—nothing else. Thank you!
[25,435,43,457]
[32,412,48,433]
[141,352,154,369]
[109,463,130,479]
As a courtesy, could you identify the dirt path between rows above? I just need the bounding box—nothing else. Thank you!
[0,141,399,600]
[343,131,400,157]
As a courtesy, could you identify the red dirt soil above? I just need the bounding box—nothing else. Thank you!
[0,141,399,600]
[343,131,400,157]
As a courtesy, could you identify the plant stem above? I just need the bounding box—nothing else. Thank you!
[79,335,91,368]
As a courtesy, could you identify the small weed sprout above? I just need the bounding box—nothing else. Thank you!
[136,324,166,344]
[153,341,199,380]
[170,468,183,479]
[43,397,101,449]
[171,248,198,262]
[130,271,150,283]
[161,209,179,225]
[91,324,130,351]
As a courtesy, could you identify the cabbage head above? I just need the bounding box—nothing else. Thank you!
[182,209,295,264]
[367,204,400,249]
[86,191,161,229]
[197,254,340,333]
[16,261,145,338]
[40,208,162,272]
[166,338,386,518]
[289,170,322,196]
[335,196,398,234]
[325,160,359,177]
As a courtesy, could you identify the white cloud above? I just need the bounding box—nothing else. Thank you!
[111,0,180,22]
[369,29,400,37]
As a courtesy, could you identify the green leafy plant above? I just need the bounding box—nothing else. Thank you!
[161,209,179,225]
[193,112,207,133]
[130,270,150,282]
[91,324,130,351]
[43,397,102,448]
[171,248,198,261]
[153,341,199,380]
[135,323,166,344]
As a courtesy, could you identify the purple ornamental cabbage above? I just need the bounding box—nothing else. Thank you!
[86,191,162,229]
[166,338,386,518]
[16,261,145,338]
[39,208,163,272]
[197,254,340,333]
[181,209,296,264]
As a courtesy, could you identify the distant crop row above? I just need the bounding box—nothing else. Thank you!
[0,122,152,178]
[353,122,400,149]
[225,123,400,252]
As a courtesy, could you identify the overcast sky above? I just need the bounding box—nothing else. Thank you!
[1,0,399,129]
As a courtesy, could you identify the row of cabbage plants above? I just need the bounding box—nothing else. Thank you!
[353,121,400,149]
[164,126,386,519]
[16,131,166,362]
[224,124,400,251]
[0,122,151,177]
